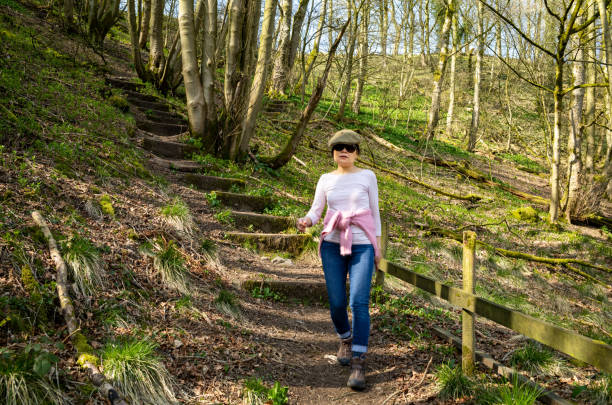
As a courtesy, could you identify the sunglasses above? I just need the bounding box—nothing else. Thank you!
[332,143,358,153]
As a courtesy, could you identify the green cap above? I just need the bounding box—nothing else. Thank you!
[327,129,362,148]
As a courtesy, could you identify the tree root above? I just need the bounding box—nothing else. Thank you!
[32,211,129,405]
[417,223,610,285]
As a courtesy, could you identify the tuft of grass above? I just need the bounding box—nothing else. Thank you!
[435,362,474,399]
[496,375,544,405]
[151,239,190,294]
[102,339,177,405]
[61,234,106,296]
[215,289,241,319]
[510,341,553,374]
[161,197,193,236]
[587,373,612,405]
[0,346,67,405]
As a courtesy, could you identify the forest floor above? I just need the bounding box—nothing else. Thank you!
[1,2,611,404]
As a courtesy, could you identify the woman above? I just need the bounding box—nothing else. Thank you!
[297,129,381,390]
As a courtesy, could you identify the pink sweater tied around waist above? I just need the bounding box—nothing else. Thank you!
[319,209,380,259]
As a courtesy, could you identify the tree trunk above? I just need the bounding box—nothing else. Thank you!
[379,0,389,66]
[148,0,166,78]
[550,64,563,223]
[270,0,293,95]
[336,2,359,121]
[584,3,596,172]
[63,0,74,29]
[597,0,612,175]
[128,0,152,81]
[299,0,327,95]
[263,19,349,169]
[288,0,310,77]
[178,0,207,141]
[224,0,245,112]
[352,5,369,114]
[467,0,483,151]
[424,0,454,141]
[202,0,217,129]
[445,4,458,136]
[565,33,586,222]
[139,0,151,49]
[237,0,279,158]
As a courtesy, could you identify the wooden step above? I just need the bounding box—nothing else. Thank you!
[225,232,311,256]
[136,105,176,116]
[123,89,161,103]
[241,280,328,302]
[128,98,170,112]
[142,137,198,159]
[182,174,245,192]
[106,77,144,91]
[214,191,274,212]
[136,119,187,137]
[149,156,204,172]
[229,211,293,233]
[144,112,186,125]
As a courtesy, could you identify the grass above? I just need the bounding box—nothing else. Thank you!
[102,338,177,405]
[0,345,66,405]
[435,361,474,400]
[509,341,554,374]
[214,289,241,318]
[477,374,544,405]
[161,197,194,236]
[149,238,190,294]
[61,234,106,296]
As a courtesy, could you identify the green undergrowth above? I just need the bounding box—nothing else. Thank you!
[242,377,289,405]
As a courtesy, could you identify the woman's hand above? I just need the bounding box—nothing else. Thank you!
[296,217,312,232]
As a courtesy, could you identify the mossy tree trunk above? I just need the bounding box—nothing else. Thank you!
[445,2,459,136]
[86,0,121,51]
[584,2,596,173]
[148,0,166,79]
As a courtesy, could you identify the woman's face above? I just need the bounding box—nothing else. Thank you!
[332,144,358,168]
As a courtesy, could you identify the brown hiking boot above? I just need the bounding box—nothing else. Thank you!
[347,355,366,390]
[337,337,352,366]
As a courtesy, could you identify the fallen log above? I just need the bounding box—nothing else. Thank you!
[32,211,129,405]
[417,224,611,284]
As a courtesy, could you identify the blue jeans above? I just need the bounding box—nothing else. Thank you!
[320,240,375,354]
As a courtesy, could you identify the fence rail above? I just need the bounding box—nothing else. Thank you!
[376,231,612,374]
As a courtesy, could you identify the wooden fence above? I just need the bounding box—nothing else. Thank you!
[374,225,612,375]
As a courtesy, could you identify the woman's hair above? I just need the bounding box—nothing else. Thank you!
[330,144,360,157]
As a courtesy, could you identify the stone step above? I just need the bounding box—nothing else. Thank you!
[149,155,204,172]
[136,105,176,117]
[123,89,161,103]
[128,98,170,112]
[214,191,274,212]
[142,137,198,159]
[182,174,245,192]
[241,280,328,302]
[106,77,144,91]
[225,232,311,256]
[136,119,187,137]
[229,211,293,233]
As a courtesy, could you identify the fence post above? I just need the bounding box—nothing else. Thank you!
[374,220,388,287]
[462,231,476,375]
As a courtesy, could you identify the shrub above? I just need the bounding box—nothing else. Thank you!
[108,95,129,112]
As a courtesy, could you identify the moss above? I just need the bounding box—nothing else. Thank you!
[511,206,539,222]
[21,265,48,325]
[108,95,129,112]
[99,194,115,218]
[73,332,100,367]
